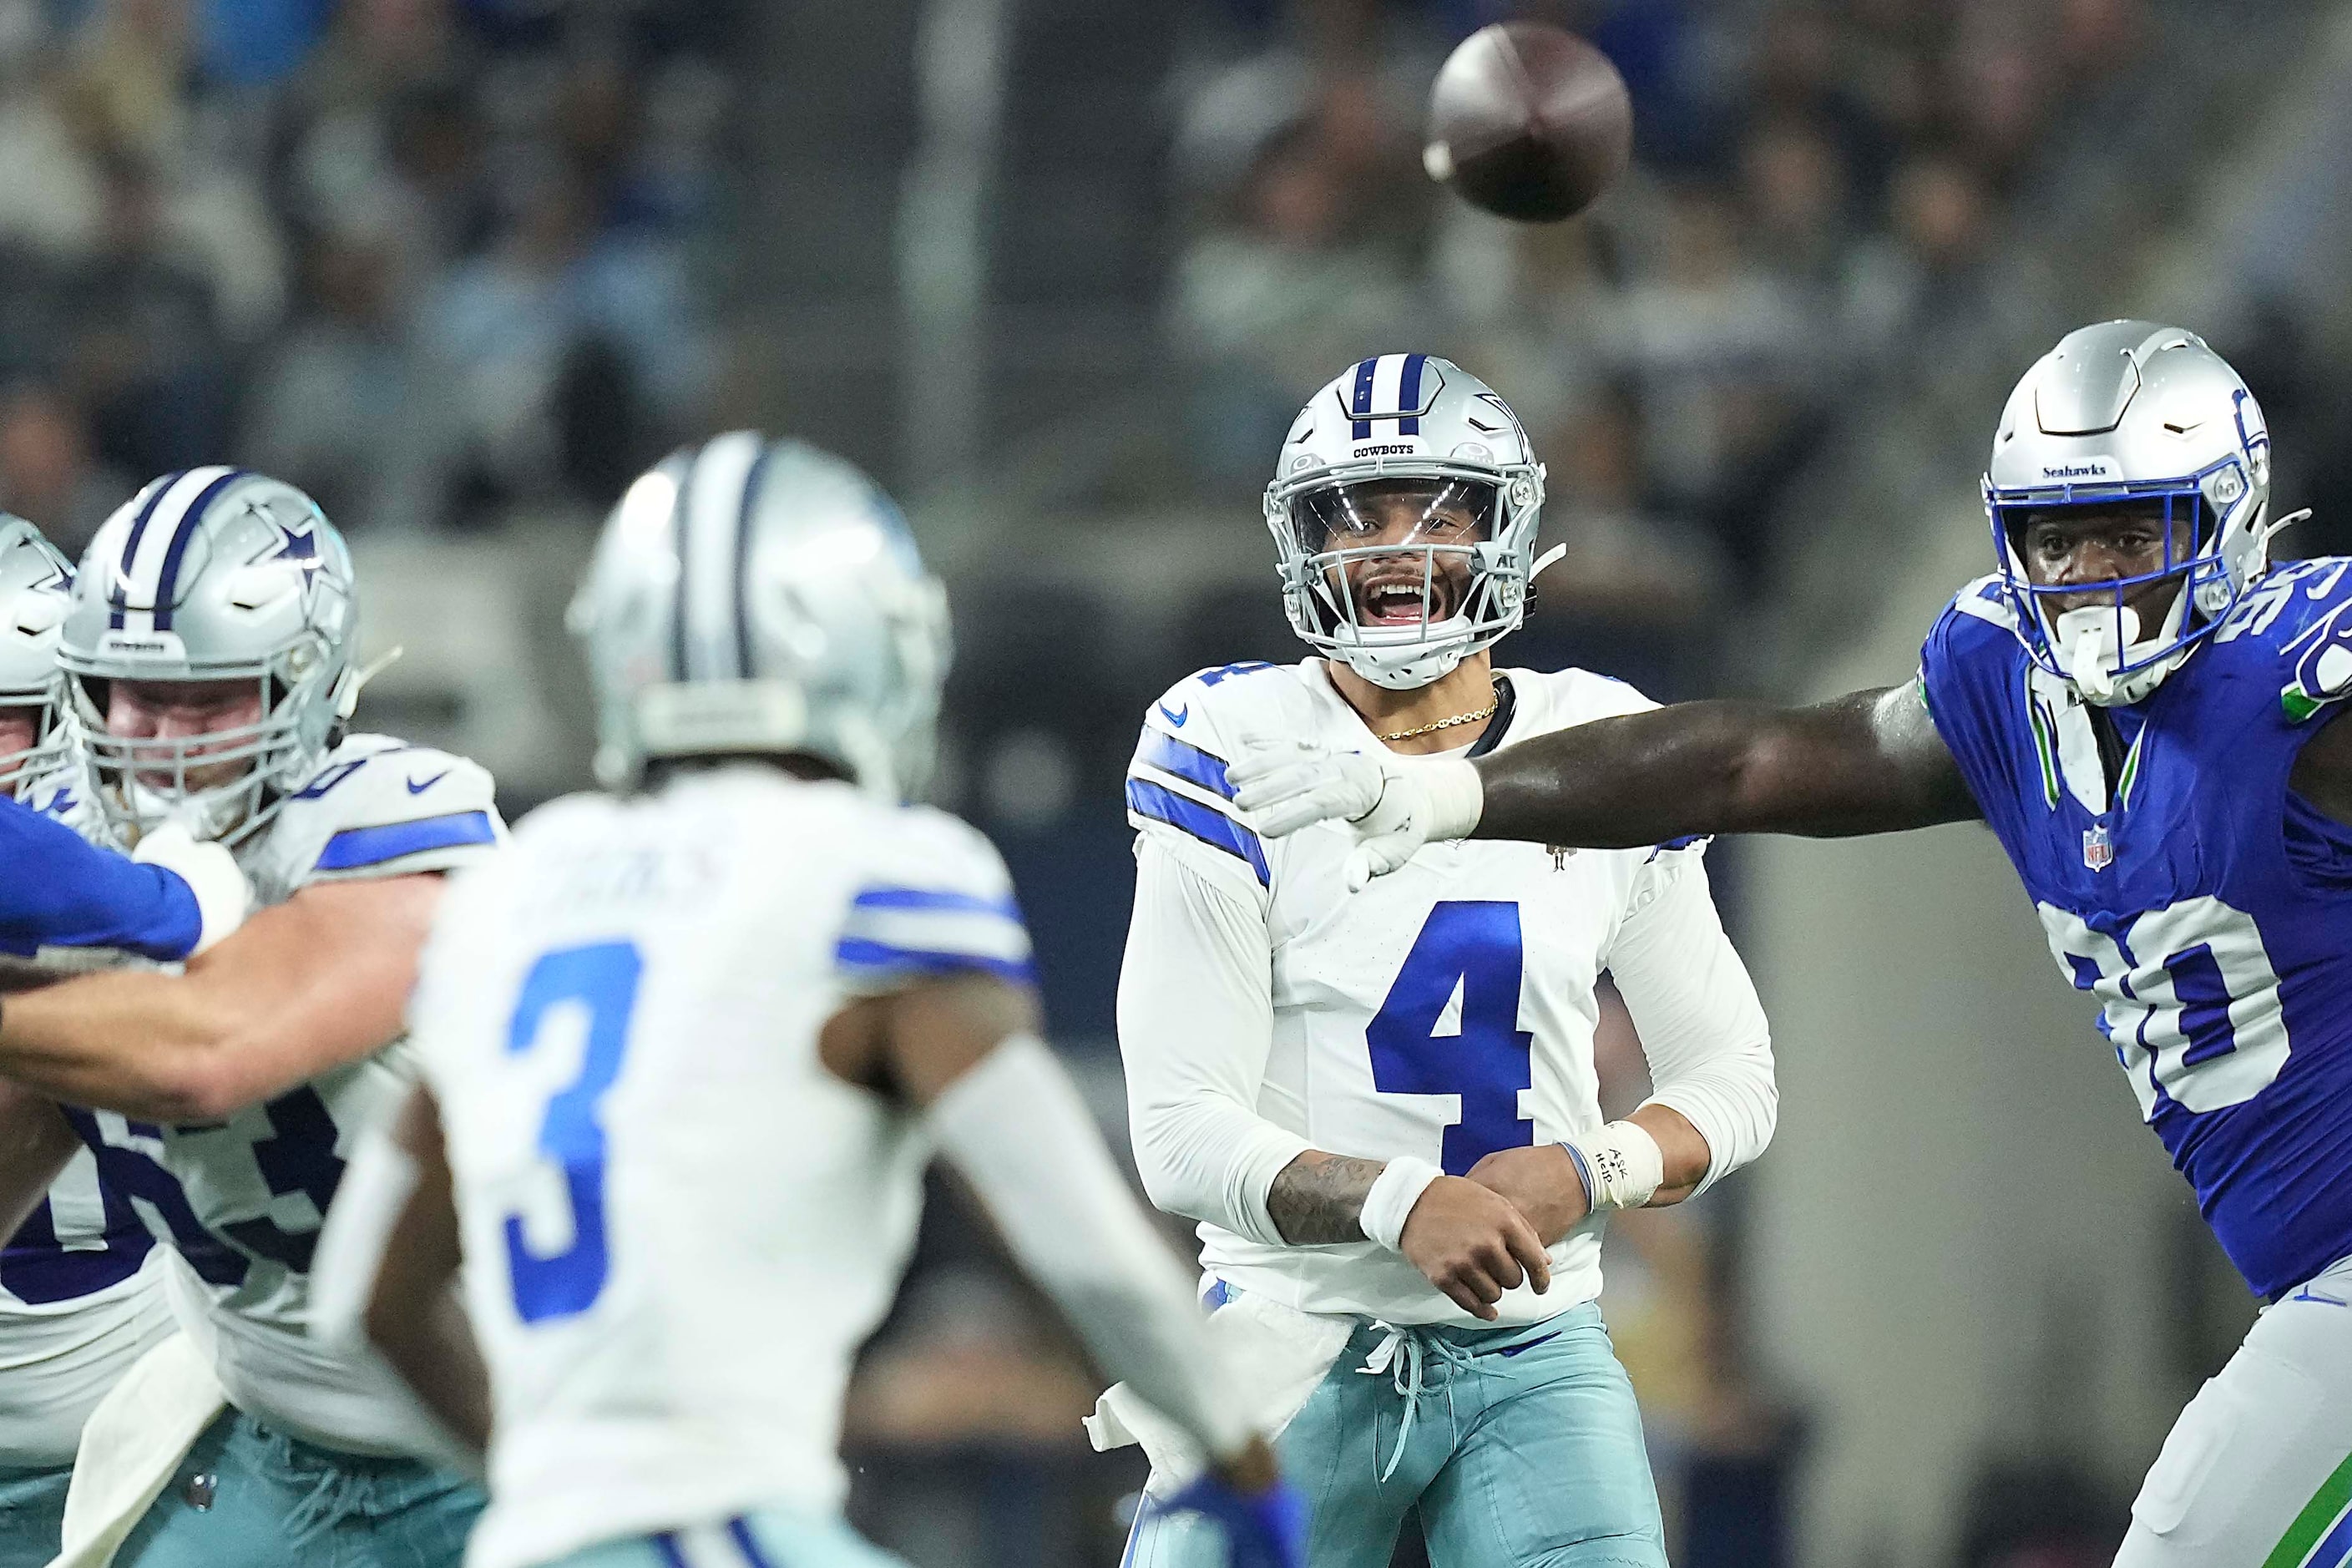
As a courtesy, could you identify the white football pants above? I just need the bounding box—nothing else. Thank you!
[2117,1254,2352,1568]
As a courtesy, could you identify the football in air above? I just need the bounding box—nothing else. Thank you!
[1424,21,1632,223]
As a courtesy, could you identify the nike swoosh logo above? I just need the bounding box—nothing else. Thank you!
[406,771,451,795]
[1495,1330,1563,1358]
[1158,701,1189,727]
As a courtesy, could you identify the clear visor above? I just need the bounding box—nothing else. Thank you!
[1288,477,1500,640]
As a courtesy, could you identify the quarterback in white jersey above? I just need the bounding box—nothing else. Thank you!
[315,434,1305,1568]
[0,470,503,1568]
[1111,356,1777,1568]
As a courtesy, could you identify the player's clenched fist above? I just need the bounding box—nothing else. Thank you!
[1397,1175,1551,1319]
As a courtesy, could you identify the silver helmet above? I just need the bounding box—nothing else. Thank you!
[1264,354,1554,690]
[572,431,951,798]
[1985,321,2279,706]
[60,468,362,845]
[0,518,73,796]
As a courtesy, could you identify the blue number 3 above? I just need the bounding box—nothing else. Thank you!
[1367,902,1535,1175]
[503,941,643,1324]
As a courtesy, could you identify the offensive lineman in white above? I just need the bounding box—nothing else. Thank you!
[311,433,1305,1568]
[0,470,503,1565]
[1108,356,1778,1567]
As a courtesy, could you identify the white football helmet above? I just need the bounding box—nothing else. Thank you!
[572,431,951,799]
[1265,354,1551,690]
[0,517,73,797]
[1985,321,2281,706]
[59,468,363,845]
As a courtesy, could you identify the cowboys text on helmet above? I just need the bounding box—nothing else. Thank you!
[59,468,363,845]
[1266,354,1556,691]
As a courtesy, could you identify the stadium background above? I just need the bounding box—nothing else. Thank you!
[8,0,2352,1562]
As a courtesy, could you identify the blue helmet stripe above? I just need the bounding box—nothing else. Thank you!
[1398,352,1427,436]
[109,473,184,630]
[731,441,772,680]
[1350,356,1378,439]
[151,469,249,632]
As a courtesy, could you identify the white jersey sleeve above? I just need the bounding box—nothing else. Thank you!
[1118,837,1308,1248]
[245,736,505,903]
[1606,845,1777,1196]
[832,805,1034,994]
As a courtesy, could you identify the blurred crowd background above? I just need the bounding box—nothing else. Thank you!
[16,0,2352,1563]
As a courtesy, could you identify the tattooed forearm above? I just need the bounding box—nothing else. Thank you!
[1267,1151,1387,1244]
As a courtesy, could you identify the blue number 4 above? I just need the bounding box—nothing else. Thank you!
[503,941,643,1324]
[1367,902,1534,1175]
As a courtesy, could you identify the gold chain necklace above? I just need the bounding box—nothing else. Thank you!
[1374,681,1501,742]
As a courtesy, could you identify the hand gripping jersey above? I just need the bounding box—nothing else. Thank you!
[38,736,504,1455]
[0,776,171,1464]
[1121,660,1773,1324]
[1920,559,2352,1298]
[409,767,1034,1568]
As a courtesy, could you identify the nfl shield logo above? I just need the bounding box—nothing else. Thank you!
[2082,822,2115,872]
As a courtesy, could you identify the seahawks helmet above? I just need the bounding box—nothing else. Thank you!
[1985,321,2281,706]
[60,468,362,845]
[572,431,950,798]
[1265,354,1555,690]
[0,518,73,797]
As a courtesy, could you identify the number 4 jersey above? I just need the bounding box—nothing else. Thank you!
[1920,559,2352,1298]
[1120,660,1776,1326]
[24,734,504,1456]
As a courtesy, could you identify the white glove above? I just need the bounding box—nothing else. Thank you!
[1229,741,1484,891]
[133,825,251,956]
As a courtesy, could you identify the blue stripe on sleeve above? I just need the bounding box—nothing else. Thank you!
[1133,729,1237,801]
[1125,778,1268,885]
[850,886,1023,920]
[833,938,1035,986]
[314,811,498,872]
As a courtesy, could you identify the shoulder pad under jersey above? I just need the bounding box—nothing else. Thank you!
[1124,660,1303,888]
[833,800,1033,994]
[2213,558,2352,722]
[249,734,505,903]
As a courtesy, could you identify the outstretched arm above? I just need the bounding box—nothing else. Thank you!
[1477,685,1980,847]
[0,874,441,1121]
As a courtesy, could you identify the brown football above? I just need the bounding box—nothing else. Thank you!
[1424,22,1632,223]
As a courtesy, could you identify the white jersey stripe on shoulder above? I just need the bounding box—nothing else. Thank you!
[680,432,765,682]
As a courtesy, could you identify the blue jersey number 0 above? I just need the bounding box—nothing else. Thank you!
[503,940,644,1323]
[1367,902,1535,1174]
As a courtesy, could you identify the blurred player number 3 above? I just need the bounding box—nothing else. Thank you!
[502,939,645,1323]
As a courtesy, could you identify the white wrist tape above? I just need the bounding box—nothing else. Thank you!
[1418,756,1485,842]
[1358,1156,1443,1251]
[1559,1121,1665,1212]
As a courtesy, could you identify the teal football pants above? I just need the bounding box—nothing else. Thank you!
[537,1506,908,1568]
[1126,1302,1667,1568]
[0,1461,72,1568]
[111,1409,483,1568]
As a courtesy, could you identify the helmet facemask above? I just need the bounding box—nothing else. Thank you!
[1987,456,2255,706]
[0,690,63,798]
[1273,471,1530,690]
[67,634,352,847]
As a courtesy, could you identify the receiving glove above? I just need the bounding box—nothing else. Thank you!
[1229,741,1483,890]
[133,825,251,956]
[1158,1470,1308,1568]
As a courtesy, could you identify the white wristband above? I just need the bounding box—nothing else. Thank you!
[1418,756,1485,842]
[1558,1121,1664,1212]
[1358,1156,1443,1251]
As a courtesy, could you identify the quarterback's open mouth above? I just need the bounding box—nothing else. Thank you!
[1357,574,1454,626]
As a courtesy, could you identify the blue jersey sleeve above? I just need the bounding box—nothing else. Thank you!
[0,797,200,959]
[1916,577,2029,825]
